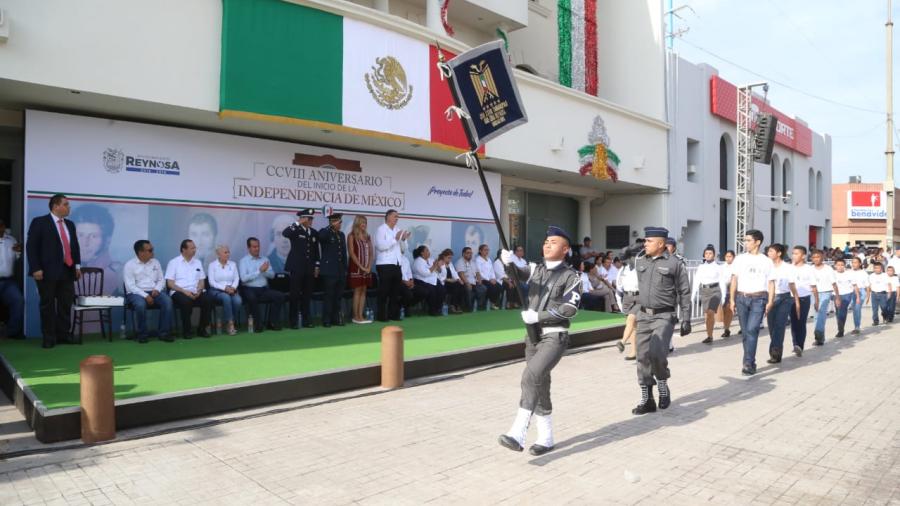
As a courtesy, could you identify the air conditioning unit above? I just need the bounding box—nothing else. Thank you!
[687,164,697,175]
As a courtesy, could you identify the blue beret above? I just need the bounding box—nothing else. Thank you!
[296,208,316,218]
[546,225,571,244]
[643,227,669,238]
[665,237,676,246]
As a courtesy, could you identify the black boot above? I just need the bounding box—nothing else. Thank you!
[658,380,671,409]
[813,331,824,346]
[836,321,845,338]
[632,385,657,415]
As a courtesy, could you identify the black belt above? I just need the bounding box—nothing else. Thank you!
[700,282,719,289]
[641,306,675,315]
[873,291,888,294]
[624,290,639,296]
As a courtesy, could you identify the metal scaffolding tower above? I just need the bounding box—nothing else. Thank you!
[735,82,768,252]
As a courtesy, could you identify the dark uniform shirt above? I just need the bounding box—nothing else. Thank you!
[282,224,320,274]
[635,251,692,320]
[318,226,347,277]
[525,261,583,330]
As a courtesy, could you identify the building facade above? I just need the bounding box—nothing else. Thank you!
[831,182,900,249]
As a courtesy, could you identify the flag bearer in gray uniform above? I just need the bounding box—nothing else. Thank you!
[497,226,582,456]
[632,227,692,415]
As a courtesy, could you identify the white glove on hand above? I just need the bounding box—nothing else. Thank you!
[500,249,515,265]
[521,309,539,324]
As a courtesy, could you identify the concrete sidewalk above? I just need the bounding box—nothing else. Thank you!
[0,313,898,505]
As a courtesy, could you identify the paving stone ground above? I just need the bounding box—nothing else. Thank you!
[0,310,899,505]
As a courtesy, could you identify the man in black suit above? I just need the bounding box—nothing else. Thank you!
[283,208,319,329]
[318,213,347,327]
[26,194,82,348]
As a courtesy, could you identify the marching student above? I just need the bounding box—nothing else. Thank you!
[690,244,725,345]
[765,244,797,364]
[811,250,840,346]
[866,262,890,327]
[886,266,899,323]
[720,250,736,338]
[832,259,858,338]
[730,230,774,376]
[788,246,818,357]
[848,257,870,335]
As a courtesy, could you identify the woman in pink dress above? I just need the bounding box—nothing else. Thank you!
[348,215,374,324]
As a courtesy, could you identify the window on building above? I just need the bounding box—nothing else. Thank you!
[816,171,823,211]
[808,168,815,209]
[606,226,630,249]
[719,199,729,255]
[687,138,700,183]
[719,135,731,190]
[783,159,792,199]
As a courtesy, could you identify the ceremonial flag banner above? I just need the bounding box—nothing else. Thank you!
[220,0,471,151]
[446,40,528,147]
[557,0,598,96]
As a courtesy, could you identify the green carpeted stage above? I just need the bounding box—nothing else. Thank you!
[0,310,625,442]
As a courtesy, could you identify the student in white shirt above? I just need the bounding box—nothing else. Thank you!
[373,209,410,322]
[207,244,242,335]
[719,250,736,338]
[0,219,24,339]
[412,246,446,316]
[788,246,818,356]
[455,246,486,311]
[866,262,891,326]
[475,244,502,310]
[691,244,726,345]
[848,256,870,334]
[886,266,900,323]
[811,250,840,345]
[165,239,214,338]
[123,239,173,343]
[729,229,774,375]
[437,248,464,314]
[832,258,858,337]
[765,243,798,364]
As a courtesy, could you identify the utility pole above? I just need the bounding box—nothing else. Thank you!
[887,0,895,250]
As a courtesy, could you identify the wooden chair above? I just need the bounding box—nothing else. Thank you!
[71,267,113,342]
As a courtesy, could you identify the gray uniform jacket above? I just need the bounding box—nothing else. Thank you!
[635,251,692,320]
[524,261,583,331]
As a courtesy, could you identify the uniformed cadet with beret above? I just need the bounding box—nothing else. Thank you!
[283,208,320,328]
[632,226,692,415]
[319,213,348,327]
[497,226,583,456]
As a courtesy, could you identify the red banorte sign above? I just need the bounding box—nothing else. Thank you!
[709,75,814,157]
[850,191,881,207]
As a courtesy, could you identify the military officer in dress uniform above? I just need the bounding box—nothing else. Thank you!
[318,213,347,327]
[497,226,583,456]
[283,208,320,328]
[632,227,692,415]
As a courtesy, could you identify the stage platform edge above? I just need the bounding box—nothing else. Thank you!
[0,324,624,443]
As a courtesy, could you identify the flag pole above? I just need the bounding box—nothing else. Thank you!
[436,44,538,341]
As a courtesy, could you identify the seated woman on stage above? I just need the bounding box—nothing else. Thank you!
[207,244,242,335]
[437,248,465,314]
[412,245,446,316]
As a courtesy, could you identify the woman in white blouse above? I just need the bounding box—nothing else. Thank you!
[720,250,736,338]
[691,245,726,345]
[207,244,242,335]
[412,245,446,316]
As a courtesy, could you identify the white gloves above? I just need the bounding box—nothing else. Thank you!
[521,309,539,324]
[500,249,515,265]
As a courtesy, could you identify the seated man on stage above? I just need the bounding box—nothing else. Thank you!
[455,246,486,312]
[412,246,446,316]
[239,237,285,332]
[123,240,173,343]
[165,239,214,339]
[475,244,503,310]
[583,261,617,312]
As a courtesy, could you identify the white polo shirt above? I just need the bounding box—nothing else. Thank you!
[732,252,774,294]
[165,255,206,295]
[813,264,837,293]
[474,255,496,282]
[770,262,796,295]
[869,272,890,293]
[849,268,870,290]
[412,257,438,286]
[455,257,478,286]
[834,270,856,296]
[792,263,817,298]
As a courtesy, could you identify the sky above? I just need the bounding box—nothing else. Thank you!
[670,0,890,185]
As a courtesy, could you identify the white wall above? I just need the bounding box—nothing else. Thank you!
[591,193,666,249]
[0,0,222,111]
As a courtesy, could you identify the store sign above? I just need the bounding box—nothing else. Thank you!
[847,191,887,219]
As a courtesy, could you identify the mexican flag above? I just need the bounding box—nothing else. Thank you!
[220,0,473,152]
[557,0,598,96]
